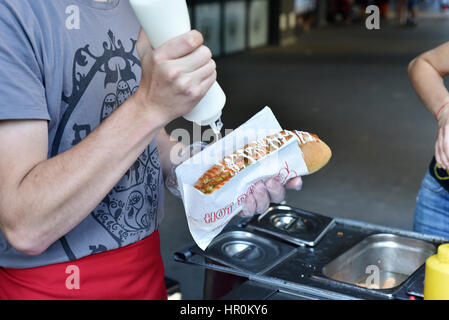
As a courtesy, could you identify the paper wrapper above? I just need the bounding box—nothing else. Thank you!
[176,107,309,250]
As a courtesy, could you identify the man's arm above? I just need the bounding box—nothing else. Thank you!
[0,100,162,255]
[0,30,217,255]
[408,42,449,169]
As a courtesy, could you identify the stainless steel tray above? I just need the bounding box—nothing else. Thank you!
[246,205,335,246]
[322,233,436,290]
[175,207,447,300]
[196,228,296,274]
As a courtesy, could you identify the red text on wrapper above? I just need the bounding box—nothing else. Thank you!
[277,161,298,184]
[204,202,235,224]
[203,183,257,224]
[237,184,256,206]
[202,162,298,224]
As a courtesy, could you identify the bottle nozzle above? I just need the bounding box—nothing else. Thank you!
[209,117,223,136]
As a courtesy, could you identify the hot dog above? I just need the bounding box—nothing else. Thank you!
[194,130,332,194]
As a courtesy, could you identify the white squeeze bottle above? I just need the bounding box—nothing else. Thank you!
[130,0,226,134]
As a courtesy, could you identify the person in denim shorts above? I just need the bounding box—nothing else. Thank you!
[409,42,449,240]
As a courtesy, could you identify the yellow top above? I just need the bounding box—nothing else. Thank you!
[437,244,449,263]
[424,243,449,300]
[428,244,449,273]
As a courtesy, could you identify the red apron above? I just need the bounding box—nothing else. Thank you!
[0,230,167,300]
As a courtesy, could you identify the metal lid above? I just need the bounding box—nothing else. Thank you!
[246,205,335,247]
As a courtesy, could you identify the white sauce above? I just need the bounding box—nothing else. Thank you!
[214,130,316,174]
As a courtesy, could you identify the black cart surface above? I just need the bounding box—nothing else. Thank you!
[175,205,447,300]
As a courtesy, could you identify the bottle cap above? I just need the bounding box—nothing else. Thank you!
[438,244,449,263]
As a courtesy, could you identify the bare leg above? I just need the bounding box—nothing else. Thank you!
[406,0,418,26]
[396,0,407,25]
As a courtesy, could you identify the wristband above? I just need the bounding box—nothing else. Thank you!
[436,101,449,121]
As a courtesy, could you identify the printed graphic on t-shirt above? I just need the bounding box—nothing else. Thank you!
[53,30,161,259]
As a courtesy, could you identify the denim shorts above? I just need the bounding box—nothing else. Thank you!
[407,0,418,9]
[414,170,449,240]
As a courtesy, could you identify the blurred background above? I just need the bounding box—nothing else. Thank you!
[158,0,449,299]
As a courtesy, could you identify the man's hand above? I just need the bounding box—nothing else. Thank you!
[135,29,217,126]
[240,177,303,217]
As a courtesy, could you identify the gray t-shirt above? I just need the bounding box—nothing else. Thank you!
[0,0,165,268]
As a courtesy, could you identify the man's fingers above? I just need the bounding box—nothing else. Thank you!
[156,30,204,61]
[241,194,256,217]
[285,177,303,191]
[175,45,213,73]
[265,178,286,203]
[254,182,270,214]
[190,59,217,83]
[198,70,217,97]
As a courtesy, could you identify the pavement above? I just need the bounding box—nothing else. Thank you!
[158,12,449,299]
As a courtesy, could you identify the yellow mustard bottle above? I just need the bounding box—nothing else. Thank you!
[424,243,449,300]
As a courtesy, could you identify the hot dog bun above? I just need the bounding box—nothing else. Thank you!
[194,130,332,194]
[294,131,332,174]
